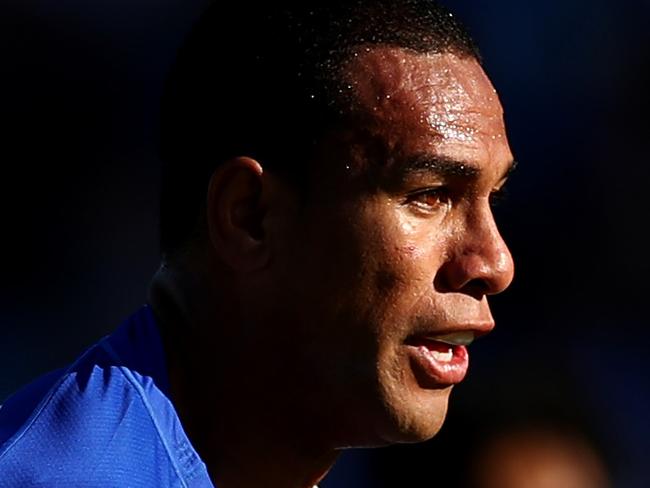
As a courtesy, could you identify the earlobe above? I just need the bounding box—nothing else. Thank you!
[206,157,270,271]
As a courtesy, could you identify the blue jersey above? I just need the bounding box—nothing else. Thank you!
[0,306,214,487]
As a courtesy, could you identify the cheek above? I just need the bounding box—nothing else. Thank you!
[295,200,446,331]
[388,213,446,285]
[379,244,430,293]
[370,212,456,326]
[398,242,428,262]
[368,235,442,323]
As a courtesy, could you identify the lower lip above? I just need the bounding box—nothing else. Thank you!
[406,341,469,387]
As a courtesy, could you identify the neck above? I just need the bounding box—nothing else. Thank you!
[148,256,339,488]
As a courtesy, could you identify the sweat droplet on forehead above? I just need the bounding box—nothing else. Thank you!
[348,47,499,103]
[339,46,508,159]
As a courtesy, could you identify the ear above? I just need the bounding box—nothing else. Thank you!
[206,157,269,272]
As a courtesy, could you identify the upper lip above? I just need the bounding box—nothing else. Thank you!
[406,321,495,344]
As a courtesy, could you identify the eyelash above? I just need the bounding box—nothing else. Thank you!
[404,186,509,211]
[405,187,452,211]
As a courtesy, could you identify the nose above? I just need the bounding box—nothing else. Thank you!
[434,203,514,298]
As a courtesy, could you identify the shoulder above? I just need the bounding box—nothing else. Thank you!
[0,307,211,487]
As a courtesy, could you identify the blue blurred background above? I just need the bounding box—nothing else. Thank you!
[1,0,648,486]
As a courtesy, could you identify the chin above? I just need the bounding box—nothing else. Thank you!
[375,385,453,445]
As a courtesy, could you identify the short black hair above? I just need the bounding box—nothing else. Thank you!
[159,0,479,258]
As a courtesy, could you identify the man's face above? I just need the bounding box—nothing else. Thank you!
[253,47,514,447]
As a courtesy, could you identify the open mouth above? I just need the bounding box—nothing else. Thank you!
[404,331,475,387]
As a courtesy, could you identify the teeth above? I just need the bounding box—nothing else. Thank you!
[431,349,453,362]
[432,331,475,346]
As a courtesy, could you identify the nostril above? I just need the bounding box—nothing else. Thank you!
[433,270,489,300]
[462,278,490,301]
[432,267,453,293]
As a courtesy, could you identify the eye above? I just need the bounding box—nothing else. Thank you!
[404,187,452,212]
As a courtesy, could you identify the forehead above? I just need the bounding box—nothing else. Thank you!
[338,46,512,174]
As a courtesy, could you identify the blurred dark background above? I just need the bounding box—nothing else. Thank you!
[1,0,648,486]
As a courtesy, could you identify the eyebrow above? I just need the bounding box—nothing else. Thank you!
[399,156,518,181]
